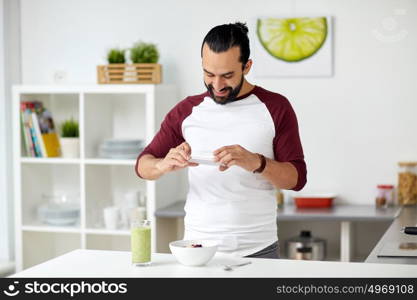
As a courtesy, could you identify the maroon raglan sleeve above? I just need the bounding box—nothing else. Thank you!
[135,94,205,178]
[255,87,307,191]
[274,100,307,191]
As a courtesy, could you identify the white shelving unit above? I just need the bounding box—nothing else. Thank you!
[13,84,185,271]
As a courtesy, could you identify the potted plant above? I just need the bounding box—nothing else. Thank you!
[129,41,159,64]
[97,48,126,84]
[97,42,161,84]
[59,118,79,158]
[107,48,126,64]
[104,47,132,83]
[127,41,161,83]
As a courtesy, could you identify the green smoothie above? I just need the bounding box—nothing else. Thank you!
[131,226,151,265]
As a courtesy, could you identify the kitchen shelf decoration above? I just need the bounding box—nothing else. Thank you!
[20,101,62,157]
[59,118,79,158]
[97,42,162,84]
[13,84,181,272]
[98,138,145,159]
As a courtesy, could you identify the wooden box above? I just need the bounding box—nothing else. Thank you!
[97,63,162,84]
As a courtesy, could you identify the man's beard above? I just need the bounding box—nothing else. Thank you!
[205,75,244,105]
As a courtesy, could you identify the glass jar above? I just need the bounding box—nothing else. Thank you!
[398,162,417,205]
[375,185,394,208]
[276,189,284,209]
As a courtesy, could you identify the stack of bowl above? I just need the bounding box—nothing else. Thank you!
[98,139,144,159]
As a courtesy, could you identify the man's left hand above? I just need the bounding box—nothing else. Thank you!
[213,145,261,172]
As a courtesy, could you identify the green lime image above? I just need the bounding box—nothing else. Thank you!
[257,17,328,62]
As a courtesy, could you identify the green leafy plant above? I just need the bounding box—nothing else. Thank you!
[107,48,126,64]
[60,118,79,138]
[130,41,159,63]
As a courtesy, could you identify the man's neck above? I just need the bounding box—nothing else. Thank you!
[237,79,255,98]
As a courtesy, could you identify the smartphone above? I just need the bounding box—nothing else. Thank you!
[189,154,220,166]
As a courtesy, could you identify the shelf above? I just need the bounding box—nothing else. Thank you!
[22,231,81,269]
[84,158,136,166]
[21,164,81,229]
[22,223,81,234]
[20,157,137,166]
[86,234,130,251]
[21,157,81,164]
[83,93,146,159]
[14,84,179,271]
[84,164,146,229]
[85,228,130,236]
[13,84,158,94]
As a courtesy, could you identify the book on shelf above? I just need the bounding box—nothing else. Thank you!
[20,101,62,157]
[19,105,35,157]
[37,109,61,157]
[20,101,41,157]
[31,112,47,157]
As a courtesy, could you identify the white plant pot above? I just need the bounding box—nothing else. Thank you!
[60,137,79,158]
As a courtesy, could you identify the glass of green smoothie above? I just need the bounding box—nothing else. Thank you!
[131,220,151,266]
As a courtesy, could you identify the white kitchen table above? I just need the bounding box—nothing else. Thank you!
[9,249,417,278]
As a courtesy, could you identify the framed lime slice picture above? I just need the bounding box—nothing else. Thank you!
[257,17,328,62]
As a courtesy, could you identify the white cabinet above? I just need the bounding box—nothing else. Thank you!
[13,84,184,271]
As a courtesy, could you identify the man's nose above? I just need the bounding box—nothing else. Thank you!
[212,77,225,91]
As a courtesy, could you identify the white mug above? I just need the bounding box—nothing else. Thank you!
[124,191,140,208]
[103,206,119,230]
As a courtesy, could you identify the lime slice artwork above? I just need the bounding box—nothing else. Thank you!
[257,17,328,62]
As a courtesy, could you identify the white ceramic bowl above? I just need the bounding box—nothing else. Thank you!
[169,240,218,266]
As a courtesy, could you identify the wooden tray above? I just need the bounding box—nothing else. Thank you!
[97,63,162,84]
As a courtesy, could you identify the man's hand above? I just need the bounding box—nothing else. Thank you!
[155,142,198,174]
[213,144,260,172]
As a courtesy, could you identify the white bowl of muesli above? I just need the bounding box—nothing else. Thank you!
[169,240,218,266]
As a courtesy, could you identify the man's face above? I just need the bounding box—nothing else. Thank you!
[202,43,249,105]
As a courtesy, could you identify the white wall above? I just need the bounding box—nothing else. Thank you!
[0,0,8,261]
[0,0,19,262]
[19,0,417,204]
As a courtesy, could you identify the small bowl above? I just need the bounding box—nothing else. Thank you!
[169,240,218,266]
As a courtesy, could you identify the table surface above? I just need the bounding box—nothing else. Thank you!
[155,202,401,221]
[10,249,417,278]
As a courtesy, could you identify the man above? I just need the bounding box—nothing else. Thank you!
[136,22,307,258]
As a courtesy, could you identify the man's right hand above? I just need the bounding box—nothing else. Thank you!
[155,142,198,174]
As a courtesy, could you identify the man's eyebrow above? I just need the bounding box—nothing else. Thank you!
[203,69,234,76]
[221,71,234,76]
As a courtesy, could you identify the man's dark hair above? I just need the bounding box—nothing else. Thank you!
[201,22,250,68]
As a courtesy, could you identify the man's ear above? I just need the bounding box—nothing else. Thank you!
[243,59,253,75]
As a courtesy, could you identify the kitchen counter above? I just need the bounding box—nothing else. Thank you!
[155,202,401,262]
[366,205,417,264]
[10,249,417,278]
[155,201,400,221]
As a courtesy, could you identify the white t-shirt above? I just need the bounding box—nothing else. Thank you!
[136,86,306,257]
